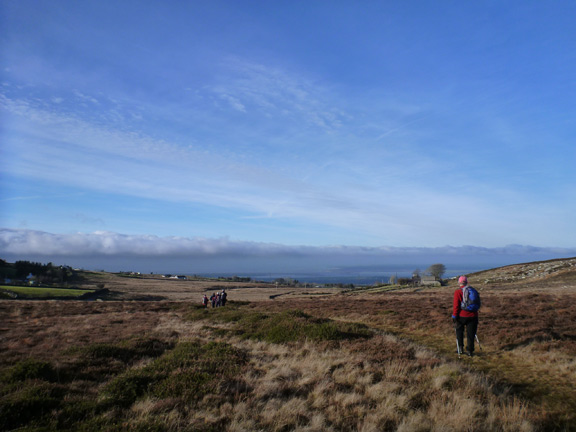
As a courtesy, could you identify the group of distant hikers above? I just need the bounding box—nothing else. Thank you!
[202,290,227,308]
[199,277,480,357]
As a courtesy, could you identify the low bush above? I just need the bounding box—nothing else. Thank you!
[1,358,59,384]
[100,369,157,407]
[186,306,373,344]
[101,340,248,408]
[236,309,373,343]
[73,337,173,364]
[52,399,101,429]
[0,382,64,430]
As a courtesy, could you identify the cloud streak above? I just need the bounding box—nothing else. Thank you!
[208,58,346,132]
[2,85,573,248]
[1,91,477,245]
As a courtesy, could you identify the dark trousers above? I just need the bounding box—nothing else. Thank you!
[456,316,478,353]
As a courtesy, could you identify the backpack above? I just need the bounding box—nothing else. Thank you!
[461,286,481,312]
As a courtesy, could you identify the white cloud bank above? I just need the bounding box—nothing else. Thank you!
[1,228,574,274]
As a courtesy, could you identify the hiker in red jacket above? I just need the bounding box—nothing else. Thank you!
[452,276,479,357]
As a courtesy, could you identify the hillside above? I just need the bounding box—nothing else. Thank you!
[457,256,576,289]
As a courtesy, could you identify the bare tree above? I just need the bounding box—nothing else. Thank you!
[426,263,446,280]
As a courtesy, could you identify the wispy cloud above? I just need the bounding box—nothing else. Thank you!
[1,91,421,238]
[2,86,573,248]
[204,58,347,131]
[217,92,247,113]
[0,192,86,203]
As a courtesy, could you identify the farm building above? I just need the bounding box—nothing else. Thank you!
[420,275,441,286]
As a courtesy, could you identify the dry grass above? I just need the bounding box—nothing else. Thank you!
[1,269,575,431]
[256,287,576,430]
[0,301,549,431]
[214,335,535,432]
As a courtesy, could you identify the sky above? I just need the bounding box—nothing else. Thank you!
[1,1,576,274]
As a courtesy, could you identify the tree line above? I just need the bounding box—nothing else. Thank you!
[0,259,78,285]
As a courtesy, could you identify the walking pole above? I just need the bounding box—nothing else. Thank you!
[475,333,482,351]
[454,325,461,359]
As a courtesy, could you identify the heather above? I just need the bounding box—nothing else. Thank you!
[1,263,575,431]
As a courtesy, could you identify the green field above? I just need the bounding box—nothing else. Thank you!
[0,286,95,298]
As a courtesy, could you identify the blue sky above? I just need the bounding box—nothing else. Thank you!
[1,1,575,273]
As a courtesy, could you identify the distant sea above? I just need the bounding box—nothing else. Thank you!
[196,264,490,286]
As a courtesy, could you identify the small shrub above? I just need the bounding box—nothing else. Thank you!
[78,343,135,362]
[53,399,101,429]
[101,370,157,407]
[212,308,254,323]
[235,310,373,343]
[1,359,59,383]
[130,337,174,358]
[0,382,64,430]
[150,341,248,402]
[74,337,173,364]
[0,291,13,299]
[100,341,249,408]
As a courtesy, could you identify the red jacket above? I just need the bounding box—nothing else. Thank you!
[453,286,479,318]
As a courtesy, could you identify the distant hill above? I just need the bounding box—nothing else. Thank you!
[463,256,576,287]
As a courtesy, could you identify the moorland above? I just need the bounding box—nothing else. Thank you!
[1,257,575,431]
